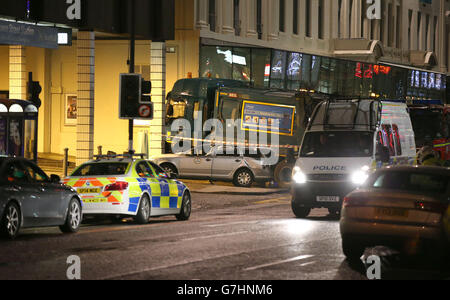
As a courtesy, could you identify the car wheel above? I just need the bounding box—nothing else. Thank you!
[60,198,82,234]
[342,237,365,261]
[135,195,151,225]
[291,203,311,219]
[161,163,178,179]
[1,202,21,239]
[176,192,191,221]
[233,168,254,188]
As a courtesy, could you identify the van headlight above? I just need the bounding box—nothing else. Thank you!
[293,167,307,184]
[351,166,369,185]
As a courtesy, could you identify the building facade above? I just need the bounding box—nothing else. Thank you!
[0,0,448,163]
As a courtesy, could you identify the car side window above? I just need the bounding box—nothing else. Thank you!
[148,162,168,179]
[4,161,30,183]
[135,162,155,178]
[23,162,49,183]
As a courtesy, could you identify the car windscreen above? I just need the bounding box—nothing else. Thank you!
[300,131,374,158]
[368,171,449,195]
[71,162,130,177]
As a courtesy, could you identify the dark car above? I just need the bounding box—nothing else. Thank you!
[0,156,83,239]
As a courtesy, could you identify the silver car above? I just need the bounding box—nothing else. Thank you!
[153,146,273,187]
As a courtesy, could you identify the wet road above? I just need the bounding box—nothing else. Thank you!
[0,192,448,280]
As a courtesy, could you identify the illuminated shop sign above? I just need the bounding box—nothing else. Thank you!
[355,62,391,79]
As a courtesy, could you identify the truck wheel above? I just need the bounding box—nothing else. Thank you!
[274,161,294,188]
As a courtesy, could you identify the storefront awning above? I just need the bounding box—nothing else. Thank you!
[333,39,384,62]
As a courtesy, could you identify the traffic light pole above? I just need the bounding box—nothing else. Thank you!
[128,0,136,155]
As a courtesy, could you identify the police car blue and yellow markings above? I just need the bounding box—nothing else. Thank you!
[64,161,189,215]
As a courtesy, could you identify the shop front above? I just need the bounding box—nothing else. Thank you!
[0,99,38,161]
[199,43,447,103]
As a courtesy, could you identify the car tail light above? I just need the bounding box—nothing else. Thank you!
[343,196,366,208]
[415,201,448,214]
[104,182,128,191]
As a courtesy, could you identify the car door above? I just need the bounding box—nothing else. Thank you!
[1,160,39,227]
[211,146,242,180]
[22,161,64,226]
[148,161,180,213]
[178,150,213,179]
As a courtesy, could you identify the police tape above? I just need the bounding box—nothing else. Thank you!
[162,134,299,150]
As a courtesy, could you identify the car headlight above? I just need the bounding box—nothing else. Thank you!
[292,167,307,184]
[351,166,369,185]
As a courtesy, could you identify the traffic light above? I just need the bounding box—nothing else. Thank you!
[27,72,42,108]
[119,74,153,120]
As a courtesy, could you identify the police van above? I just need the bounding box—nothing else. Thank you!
[291,99,416,218]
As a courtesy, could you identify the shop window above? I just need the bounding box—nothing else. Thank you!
[252,49,271,88]
[287,52,302,90]
[200,46,233,79]
[270,50,287,89]
[232,48,251,82]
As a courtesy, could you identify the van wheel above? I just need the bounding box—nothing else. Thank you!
[292,204,311,219]
[1,202,21,239]
[135,195,151,224]
[233,168,254,188]
[274,161,294,188]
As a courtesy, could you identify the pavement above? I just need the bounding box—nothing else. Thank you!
[182,179,289,195]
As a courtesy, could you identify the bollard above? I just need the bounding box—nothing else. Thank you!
[63,148,69,177]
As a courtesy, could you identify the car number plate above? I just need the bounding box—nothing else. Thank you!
[375,207,409,218]
[77,188,101,194]
[317,196,340,203]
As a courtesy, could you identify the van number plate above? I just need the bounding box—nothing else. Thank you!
[317,196,340,203]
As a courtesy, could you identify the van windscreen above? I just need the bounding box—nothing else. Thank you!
[300,132,374,158]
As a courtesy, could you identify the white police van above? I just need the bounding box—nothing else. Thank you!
[291,99,416,218]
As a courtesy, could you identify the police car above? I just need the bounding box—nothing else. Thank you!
[63,154,191,224]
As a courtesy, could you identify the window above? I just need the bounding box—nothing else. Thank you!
[300,132,374,158]
[318,0,324,39]
[232,48,251,82]
[209,0,216,32]
[23,162,49,183]
[220,99,240,121]
[293,0,298,35]
[257,0,263,39]
[305,0,311,37]
[234,0,240,36]
[279,0,285,33]
[148,161,168,178]
[136,162,155,178]
[71,163,129,177]
[270,50,287,89]
[370,171,449,195]
[166,99,187,122]
[4,162,29,183]
[377,124,401,157]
